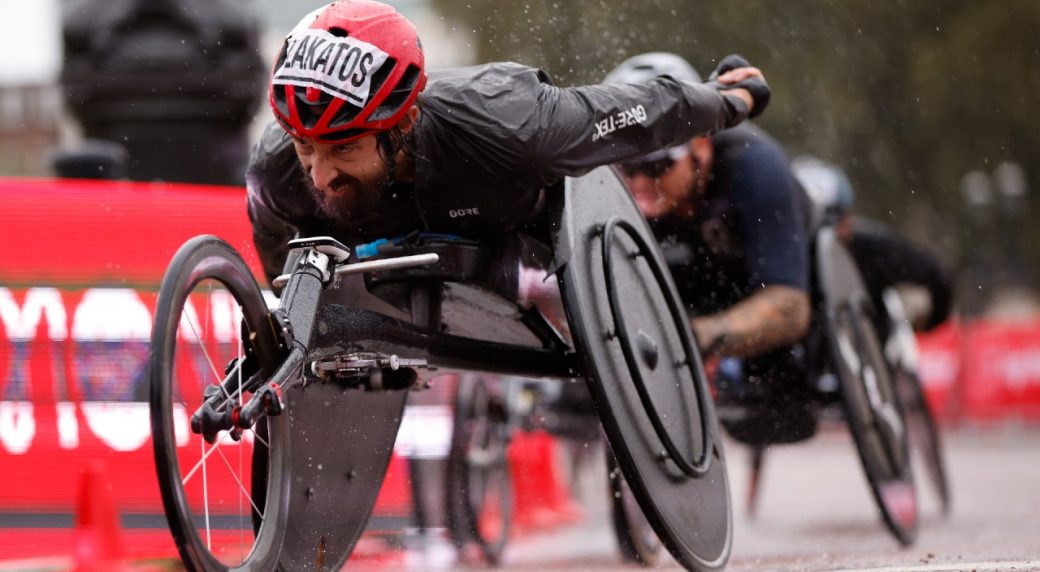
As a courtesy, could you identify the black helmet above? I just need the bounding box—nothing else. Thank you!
[605,52,702,164]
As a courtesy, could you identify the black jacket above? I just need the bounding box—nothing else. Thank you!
[246,62,751,284]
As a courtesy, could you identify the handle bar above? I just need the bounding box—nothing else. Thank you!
[271,252,440,289]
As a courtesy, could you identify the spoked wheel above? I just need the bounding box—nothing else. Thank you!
[607,452,661,566]
[150,236,287,571]
[830,298,918,545]
[446,375,513,565]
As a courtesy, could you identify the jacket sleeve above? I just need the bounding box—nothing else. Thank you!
[848,223,954,331]
[527,75,750,183]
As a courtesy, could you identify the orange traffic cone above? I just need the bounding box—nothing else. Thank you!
[72,460,130,572]
[508,431,582,531]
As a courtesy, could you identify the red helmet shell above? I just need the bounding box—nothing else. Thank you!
[269,1,427,143]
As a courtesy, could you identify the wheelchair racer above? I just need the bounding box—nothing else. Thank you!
[604,52,815,445]
[244,0,772,292]
[791,156,954,337]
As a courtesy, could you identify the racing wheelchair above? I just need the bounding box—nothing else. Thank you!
[720,224,929,547]
[149,167,731,571]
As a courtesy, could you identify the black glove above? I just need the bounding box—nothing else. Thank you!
[706,54,770,119]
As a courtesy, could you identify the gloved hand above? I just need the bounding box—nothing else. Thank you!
[707,54,771,119]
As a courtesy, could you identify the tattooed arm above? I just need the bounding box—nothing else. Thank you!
[691,285,810,358]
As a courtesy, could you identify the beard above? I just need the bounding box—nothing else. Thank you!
[303,169,390,227]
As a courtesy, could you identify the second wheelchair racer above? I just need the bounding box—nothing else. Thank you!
[605,52,815,445]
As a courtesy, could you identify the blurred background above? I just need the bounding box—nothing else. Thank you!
[1,1,1039,569]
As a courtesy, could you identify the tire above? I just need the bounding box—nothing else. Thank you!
[880,289,951,516]
[445,375,512,565]
[607,452,661,566]
[896,369,951,515]
[150,235,286,571]
[831,299,918,545]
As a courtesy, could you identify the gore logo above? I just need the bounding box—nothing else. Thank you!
[449,208,480,218]
[272,28,389,106]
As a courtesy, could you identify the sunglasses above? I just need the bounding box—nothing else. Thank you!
[619,156,679,179]
[615,147,690,178]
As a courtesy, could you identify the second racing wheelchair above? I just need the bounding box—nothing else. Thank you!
[441,200,936,568]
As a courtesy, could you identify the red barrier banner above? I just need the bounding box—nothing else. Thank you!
[916,319,1040,422]
[1,177,260,286]
[0,179,418,560]
[957,320,1040,421]
[915,322,963,419]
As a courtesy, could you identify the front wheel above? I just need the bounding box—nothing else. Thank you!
[149,236,287,571]
[831,299,918,545]
[897,369,951,515]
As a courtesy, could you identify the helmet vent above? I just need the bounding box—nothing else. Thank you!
[367,63,421,121]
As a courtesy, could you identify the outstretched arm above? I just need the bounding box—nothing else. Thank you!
[692,285,811,358]
[523,60,768,183]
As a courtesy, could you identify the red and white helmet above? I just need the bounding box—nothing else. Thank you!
[269,1,427,144]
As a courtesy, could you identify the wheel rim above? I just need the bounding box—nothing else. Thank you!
[150,238,284,570]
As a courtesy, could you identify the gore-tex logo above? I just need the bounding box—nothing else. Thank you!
[592,104,648,142]
[272,28,389,106]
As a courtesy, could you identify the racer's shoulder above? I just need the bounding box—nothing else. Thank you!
[425,62,552,93]
[713,124,793,178]
[421,62,552,114]
[712,123,784,156]
[250,120,295,163]
[416,62,554,150]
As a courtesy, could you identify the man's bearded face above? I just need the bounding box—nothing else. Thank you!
[292,134,391,225]
[302,168,388,225]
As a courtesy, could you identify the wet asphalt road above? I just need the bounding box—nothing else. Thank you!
[378,426,1040,572]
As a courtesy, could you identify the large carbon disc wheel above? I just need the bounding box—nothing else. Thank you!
[445,375,512,565]
[150,235,286,571]
[557,167,731,571]
[830,299,918,545]
[607,452,661,566]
